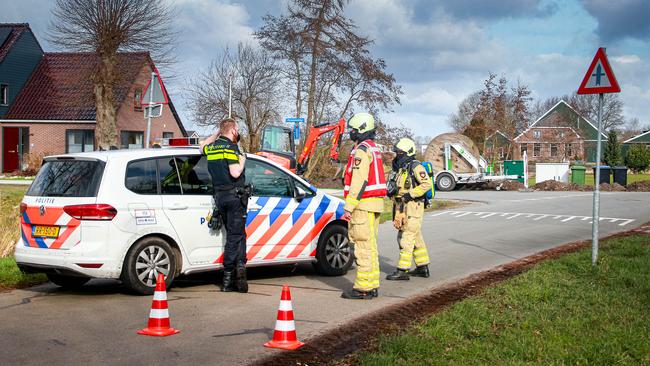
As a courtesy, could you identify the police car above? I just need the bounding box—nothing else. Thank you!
[14,148,351,294]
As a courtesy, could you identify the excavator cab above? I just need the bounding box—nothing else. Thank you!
[257,125,297,172]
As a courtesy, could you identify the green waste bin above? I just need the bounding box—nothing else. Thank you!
[570,165,586,185]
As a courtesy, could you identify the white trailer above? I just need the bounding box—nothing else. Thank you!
[433,143,526,191]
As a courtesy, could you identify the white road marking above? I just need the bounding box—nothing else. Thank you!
[508,193,594,202]
[431,210,635,227]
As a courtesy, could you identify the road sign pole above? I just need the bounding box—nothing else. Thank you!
[591,92,604,266]
[145,72,155,149]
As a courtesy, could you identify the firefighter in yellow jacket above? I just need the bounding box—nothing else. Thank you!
[341,113,387,300]
[386,138,431,280]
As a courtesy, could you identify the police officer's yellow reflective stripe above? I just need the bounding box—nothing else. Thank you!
[206,152,239,161]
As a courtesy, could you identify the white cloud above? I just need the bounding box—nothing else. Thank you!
[613,55,641,64]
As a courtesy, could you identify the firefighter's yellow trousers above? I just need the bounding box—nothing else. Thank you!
[348,209,381,292]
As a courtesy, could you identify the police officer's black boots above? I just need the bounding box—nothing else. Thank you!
[386,268,410,280]
[341,288,378,300]
[236,264,248,293]
[409,265,430,278]
[221,270,236,292]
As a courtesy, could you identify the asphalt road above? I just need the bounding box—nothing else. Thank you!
[1,190,649,365]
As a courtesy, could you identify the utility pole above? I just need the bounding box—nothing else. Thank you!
[145,72,155,149]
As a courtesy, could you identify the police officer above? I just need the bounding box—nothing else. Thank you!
[200,118,249,293]
[341,112,387,300]
[386,138,431,280]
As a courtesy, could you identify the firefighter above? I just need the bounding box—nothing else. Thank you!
[386,138,431,281]
[341,112,387,300]
[200,118,249,293]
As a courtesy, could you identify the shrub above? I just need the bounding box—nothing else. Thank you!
[624,144,650,173]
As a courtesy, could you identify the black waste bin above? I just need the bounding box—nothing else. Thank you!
[592,165,611,185]
[612,166,628,186]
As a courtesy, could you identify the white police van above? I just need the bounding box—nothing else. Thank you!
[14,148,351,294]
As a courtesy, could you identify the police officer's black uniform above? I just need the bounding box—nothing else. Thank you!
[203,136,249,292]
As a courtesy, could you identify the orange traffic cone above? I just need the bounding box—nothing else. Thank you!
[137,273,180,337]
[264,285,304,350]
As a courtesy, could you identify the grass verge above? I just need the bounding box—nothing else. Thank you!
[0,256,46,290]
[358,234,650,365]
[1,185,27,257]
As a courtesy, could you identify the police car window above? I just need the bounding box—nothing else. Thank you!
[245,159,292,197]
[158,157,182,194]
[125,159,157,194]
[174,156,213,195]
[27,160,103,197]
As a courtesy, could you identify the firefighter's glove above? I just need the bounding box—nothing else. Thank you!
[393,211,406,230]
[402,193,414,203]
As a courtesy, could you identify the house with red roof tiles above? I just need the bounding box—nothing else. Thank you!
[0,23,186,173]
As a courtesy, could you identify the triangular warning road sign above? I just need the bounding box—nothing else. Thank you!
[142,69,169,105]
[577,47,620,94]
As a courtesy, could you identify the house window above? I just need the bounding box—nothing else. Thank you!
[134,88,143,111]
[533,143,541,157]
[66,130,95,153]
[0,84,8,105]
[550,143,558,157]
[566,143,573,157]
[163,132,174,139]
[498,147,505,159]
[520,143,528,157]
[533,130,541,139]
[558,131,565,139]
[121,131,144,149]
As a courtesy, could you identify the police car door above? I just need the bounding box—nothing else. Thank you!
[244,159,316,262]
[160,155,222,266]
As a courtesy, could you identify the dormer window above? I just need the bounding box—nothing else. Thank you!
[134,88,143,111]
[0,84,8,106]
[533,130,541,139]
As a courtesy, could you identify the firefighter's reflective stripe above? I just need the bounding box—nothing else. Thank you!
[413,247,429,266]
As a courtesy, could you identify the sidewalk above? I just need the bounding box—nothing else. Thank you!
[0,180,32,186]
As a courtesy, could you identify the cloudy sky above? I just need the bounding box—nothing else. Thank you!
[2,0,649,138]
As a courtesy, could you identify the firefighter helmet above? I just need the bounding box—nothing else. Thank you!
[394,138,417,156]
[348,112,375,133]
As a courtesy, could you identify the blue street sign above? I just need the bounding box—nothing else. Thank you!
[285,117,305,123]
[293,123,301,141]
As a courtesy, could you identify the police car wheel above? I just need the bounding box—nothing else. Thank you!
[47,274,90,289]
[436,173,456,191]
[121,237,176,295]
[313,224,353,276]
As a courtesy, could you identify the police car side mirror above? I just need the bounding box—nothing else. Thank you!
[294,186,306,202]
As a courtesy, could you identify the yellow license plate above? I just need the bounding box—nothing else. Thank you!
[33,226,60,238]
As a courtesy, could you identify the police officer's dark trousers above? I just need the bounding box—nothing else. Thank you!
[216,190,248,292]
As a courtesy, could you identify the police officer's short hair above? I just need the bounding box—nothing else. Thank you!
[219,118,237,135]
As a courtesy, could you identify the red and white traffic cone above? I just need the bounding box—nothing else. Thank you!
[137,273,180,337]
[264,285,304,350]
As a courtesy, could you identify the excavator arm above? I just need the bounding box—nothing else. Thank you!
[296,118,346,176]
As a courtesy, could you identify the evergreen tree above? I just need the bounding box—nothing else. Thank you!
[603,130,622,166]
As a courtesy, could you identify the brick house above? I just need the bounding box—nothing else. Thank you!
[0,23,186,173]
[513,100,605,163]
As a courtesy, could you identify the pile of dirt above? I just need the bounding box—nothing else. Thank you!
[599,183,627,192]
[483,180,525,191]
[424,133,481,173]
[533,180,572,191]
[627,181,650,192]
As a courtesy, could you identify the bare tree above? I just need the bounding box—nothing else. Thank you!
[187,43,282,152]
[256,0,402,134]
[49,0,176,150]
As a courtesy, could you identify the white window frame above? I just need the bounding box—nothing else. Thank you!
[0,84,8,106]
[533,130,541,139]
[533,143,541,157]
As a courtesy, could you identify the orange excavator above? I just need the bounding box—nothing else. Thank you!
[256,118,347,176]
